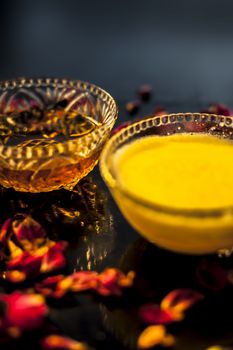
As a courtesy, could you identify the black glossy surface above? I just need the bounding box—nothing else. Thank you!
[1,100,233,350]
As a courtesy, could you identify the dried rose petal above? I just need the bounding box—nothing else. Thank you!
[5,242,66,282]
[0,215,59,280]
[7,251,43,279]
[0,218,12,245]
[138,85,152,102]
[0,291,47,333]
[37,272,98,298]
[12,215,46,243]
[36,269,134,298]
[71,271,98,292]
[42,335,88,350]
[126,100,140,115]
[154,106,167,116]
[207,104,232,116]
[96,268,135,296]
[196,260,228,291]
[137,325,174,349]
[4,270,26,283]
[161,289,204,315]
[0,216,47,254]
[41,242,66,274]
[37,275,73,298]
[139,304,180,325]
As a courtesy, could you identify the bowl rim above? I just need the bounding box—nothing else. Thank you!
[0,77,118,160]
[100,112,233,218]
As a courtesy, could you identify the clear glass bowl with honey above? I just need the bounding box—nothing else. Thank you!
[0,78,117,192]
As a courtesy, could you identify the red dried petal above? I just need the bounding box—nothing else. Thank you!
[36,275,72,298]
[71,271,99,292]
[5,242,66,282]
[207,104,232,116]
[5,270,26,283]
[161,289,204,315]
[40,242,66,274]
[42,335,88,350]
[36,269,134,299]
[0,216,47,257]
[139,304,179,325]
[138,85,152,102]
[125,100,140,115]
[196,260,228,291]
[154,106,167,116]
[0,291,47,331]
[7,252,42,280]
[0,218,12,245]
[96,268,135,296]
[12,215,46,245]
[137,325,175,349]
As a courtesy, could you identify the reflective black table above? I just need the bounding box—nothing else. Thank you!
[1,100,233,350]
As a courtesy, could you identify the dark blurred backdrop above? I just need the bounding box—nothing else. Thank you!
[0,0,233,107]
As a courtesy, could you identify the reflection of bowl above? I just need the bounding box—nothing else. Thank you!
[100,113,233,254]
[0,175,115,270]
[0,78,117,192]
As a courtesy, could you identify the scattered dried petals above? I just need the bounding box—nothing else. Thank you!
[36,268,134,298]
[0,215,67,282]
[137,325,174,349]
[42,335,88,350]
[96,268,135,296]
[0,215,46,254]
[139,304,180,325]
[138,85,152,102]
[0,291,47,334]
[207,104,232,116]
[36,275,71,298]
[71,271,99,292]
[126,100,140,115]
[40,242,66,274]
[12,215,46,250]
[161,288,204,315]
[6,242,66,282]
[154,106,167,116]
[196,260,228,291]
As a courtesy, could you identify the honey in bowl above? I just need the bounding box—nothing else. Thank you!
[0,105,101,192]
[110,133,233,254]
[0,78,118,193]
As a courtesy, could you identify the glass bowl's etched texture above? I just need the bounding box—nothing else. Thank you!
[100,113,233,254]
[0,78,117,192]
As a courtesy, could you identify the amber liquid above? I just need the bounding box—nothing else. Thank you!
[0,109,101,192]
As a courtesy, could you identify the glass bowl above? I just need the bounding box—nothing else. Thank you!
[0,78,117,192]
[100,113,233,255]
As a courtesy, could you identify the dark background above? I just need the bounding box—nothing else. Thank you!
[0,0,233,108]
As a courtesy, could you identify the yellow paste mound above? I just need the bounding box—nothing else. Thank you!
[114,133,233,210]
